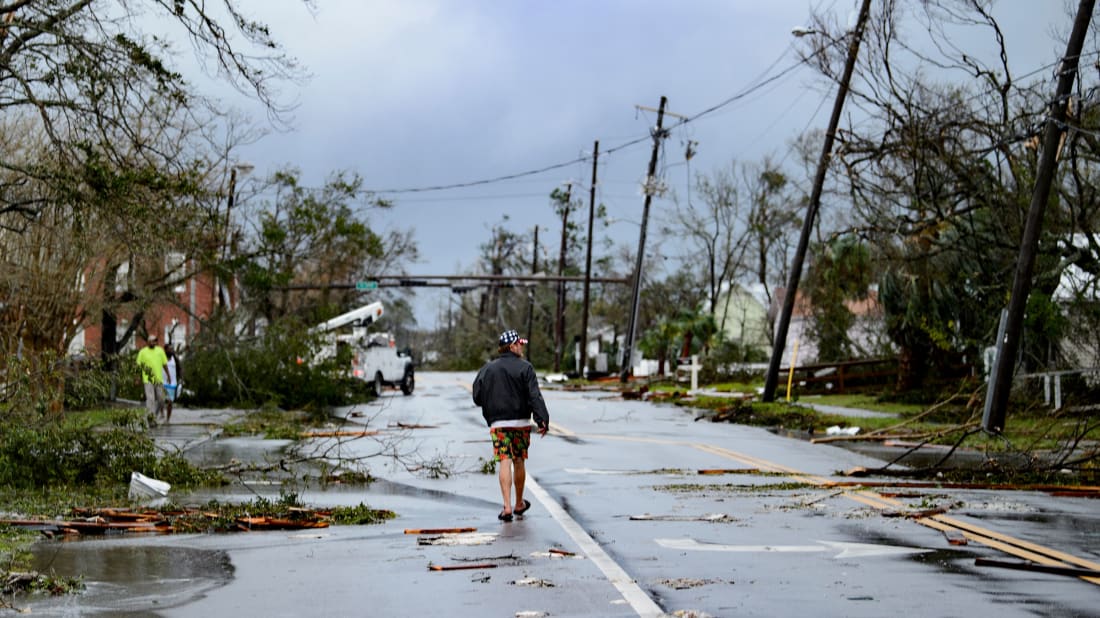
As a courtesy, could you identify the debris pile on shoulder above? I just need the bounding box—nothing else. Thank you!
[0,500,394,536]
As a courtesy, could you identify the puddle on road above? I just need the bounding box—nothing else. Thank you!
[25,542,233,615]
[181,476,498,514]
[183,436,293,468]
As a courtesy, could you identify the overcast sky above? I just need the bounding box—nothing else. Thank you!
[204,0,1070,328]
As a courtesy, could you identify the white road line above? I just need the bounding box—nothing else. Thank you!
[525,475,664,618]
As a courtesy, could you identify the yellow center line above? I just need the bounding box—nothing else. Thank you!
[552,420,1100,585]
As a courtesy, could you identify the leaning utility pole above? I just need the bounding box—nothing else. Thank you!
[984,0,1095,433]
[762,0,872,401]
[620,96,669,383]
[580,140,600,378]
[554,183,572,373]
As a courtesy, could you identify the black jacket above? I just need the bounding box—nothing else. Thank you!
[472,352,550,429]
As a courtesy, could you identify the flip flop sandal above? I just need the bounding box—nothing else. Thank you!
[498,511,513,522]
[514,499,532,516]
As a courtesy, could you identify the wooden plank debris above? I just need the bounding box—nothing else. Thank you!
[548,548,576,557]
[404,527,477,535]
[0,518,170,534]
[235,517,329,530]
[4,506,335,534]
[975,557,1100,579]
[429,563,498,571]
[943,530,968,546]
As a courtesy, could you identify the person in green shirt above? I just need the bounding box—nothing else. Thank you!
[136,334,169,425]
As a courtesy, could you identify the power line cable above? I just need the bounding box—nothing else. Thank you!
[327,39,1100,200]
[365,42,817,196]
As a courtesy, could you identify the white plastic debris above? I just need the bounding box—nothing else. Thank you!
[825,425,860,436]
[129,471,171,499]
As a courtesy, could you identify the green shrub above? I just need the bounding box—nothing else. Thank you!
[699,339,768,384]
[0,424,219,489]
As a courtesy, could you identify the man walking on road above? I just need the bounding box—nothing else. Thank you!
[473,329,550,522]
[136,334,169,426]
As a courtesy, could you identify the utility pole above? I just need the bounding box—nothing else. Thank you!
[620,96,669,383]
[581,140,599,378]
[554,183,572,373]
[762,0,872,401]
[527,225,539,367]
[218,166,238,309]
[984,0,1095,432]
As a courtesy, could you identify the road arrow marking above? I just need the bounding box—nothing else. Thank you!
[656,538,932,559]
[565,468,632,475]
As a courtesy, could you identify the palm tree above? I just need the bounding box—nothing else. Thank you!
[675,309,718,361]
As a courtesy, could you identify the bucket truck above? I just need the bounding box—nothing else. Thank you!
[313,301,415,396]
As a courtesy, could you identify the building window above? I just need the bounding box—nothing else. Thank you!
[115,261,130,293]
[119,319,133,353]
[166,252,187,293]
[165,320,185,346]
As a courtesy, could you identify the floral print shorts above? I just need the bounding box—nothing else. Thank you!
[490,427,531,461]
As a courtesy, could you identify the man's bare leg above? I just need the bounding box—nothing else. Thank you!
[498,456,514,515]
[513,457,526,512]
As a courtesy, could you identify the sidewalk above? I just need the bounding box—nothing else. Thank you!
[130,401,250,455]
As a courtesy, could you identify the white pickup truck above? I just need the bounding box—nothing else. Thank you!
[313,301,415,396]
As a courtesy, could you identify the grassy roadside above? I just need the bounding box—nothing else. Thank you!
[615,378,1099,472]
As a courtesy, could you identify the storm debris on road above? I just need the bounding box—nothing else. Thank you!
[392,422,439,429]
[404,527,477,534]
[417,532,498,546]
[1,499,391,536]
[943,530,969,545]
[531,548,584,560]
[428,563,497,571]
[512,577,555,588]
[670,609,716,617]
[975,557,1100,579]
[657,578,727,590]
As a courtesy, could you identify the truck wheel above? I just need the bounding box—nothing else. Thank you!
[373,372,384,397]
[400,368,415,395]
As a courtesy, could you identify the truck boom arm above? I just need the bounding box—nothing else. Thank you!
[313,301,385,333]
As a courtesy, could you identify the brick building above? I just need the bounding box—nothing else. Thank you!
[67,252,231,357]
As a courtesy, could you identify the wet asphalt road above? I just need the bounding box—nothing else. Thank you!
[23,372,1100,617]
